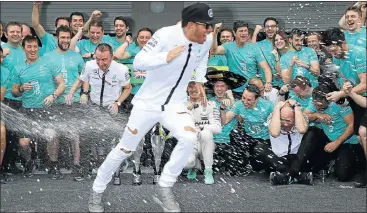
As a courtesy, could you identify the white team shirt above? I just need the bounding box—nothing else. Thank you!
[132,24,212,112]
[79,60,130,107]
[189,100,222,134]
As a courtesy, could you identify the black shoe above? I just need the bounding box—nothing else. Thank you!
[298,172,314,185]
[23,160,35,178]
[72,164,84,181]
[51,167,64,180]
[354,174,367,188]
[270,172,290,185]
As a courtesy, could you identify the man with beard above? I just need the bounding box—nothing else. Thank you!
[12,35,66,179]
[252,17,284,89]
[76,20,113,62]
[322,27,366,136]
[32,1,70,55]
[208,27,233,66]
[88,3,214,212]
[43,26,86,181]
[339,4,366,49]
[280,28,320,87]
[108,16,131,64]
[211,21,273,97]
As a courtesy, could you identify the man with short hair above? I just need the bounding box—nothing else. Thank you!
[339,5,366,48]
[185,81,221,184]
[211,21,273,96]
[43,26,86,181]
[252,17,284,89]
[306,32,332,74]
[76,20,113,62]
[66,43,131,115]
[322,27,366,135]
[221,84,274,174]
[69,12,85,37]
[32,1,70,55]
[280,28,320,87]
[208,27,233,66]
[304,85,365,183]
[12,35,66,179]
[88,3,214,212]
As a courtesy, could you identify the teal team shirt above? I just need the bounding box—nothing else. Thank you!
[1,65,10,89]
[43,50,85,104]
[256,39,283,88]
[208,95,238,143]
[288,90,322,128]
[306,102,359,144]
[280,47,319,87]
[223,41,265,93]
[126,42,143,94]
[13,57,62,108]
[333,44,366,95]
[77,35,114,62]
[208,54,227,66]
[230,98,274,139]
[106,35,132,64]
[40,32,57,55]
[1,43,26,101]
[344,26,366,49]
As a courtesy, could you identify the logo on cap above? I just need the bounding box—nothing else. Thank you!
[208,9,213,18]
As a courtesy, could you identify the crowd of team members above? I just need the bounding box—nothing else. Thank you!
[0,1,366,188]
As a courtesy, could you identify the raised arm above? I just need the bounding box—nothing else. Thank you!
[210,23,225,55]
[32,1,46,38]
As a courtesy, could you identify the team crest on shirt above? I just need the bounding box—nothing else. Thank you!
[112,75,117,80]
[93,69,99,75]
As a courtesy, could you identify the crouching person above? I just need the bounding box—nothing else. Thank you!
[184,81,222,184]
[258,100,312,185]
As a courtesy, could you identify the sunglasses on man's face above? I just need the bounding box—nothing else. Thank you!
[195,22,213,29]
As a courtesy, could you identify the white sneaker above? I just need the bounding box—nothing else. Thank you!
[88,190,104,212]
[153,185,181,212]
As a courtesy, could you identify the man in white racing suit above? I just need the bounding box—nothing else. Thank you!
[185,81,222,184]
[88,3,215,213]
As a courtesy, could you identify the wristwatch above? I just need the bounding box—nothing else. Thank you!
[115,100,121,106]
[81,91,90,95]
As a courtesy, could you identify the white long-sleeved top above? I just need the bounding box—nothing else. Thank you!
[189,100,222,134]
[132,24,212,112]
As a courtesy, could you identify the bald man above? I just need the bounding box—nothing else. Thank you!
[253,100,314,185]
[248,77,282,105]
[21,24,32,40]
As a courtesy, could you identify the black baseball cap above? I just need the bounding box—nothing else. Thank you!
[182,3,214,25]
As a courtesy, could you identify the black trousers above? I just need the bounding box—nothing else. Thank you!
[253,126,329,175]
[348,97,365,135]
[331,143,366,181]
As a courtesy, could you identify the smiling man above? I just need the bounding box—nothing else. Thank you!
[322,27,366,135]
[342,5,366,48]
[253,17,284,89]
[280,28,320,87]
[87,3,214,212]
